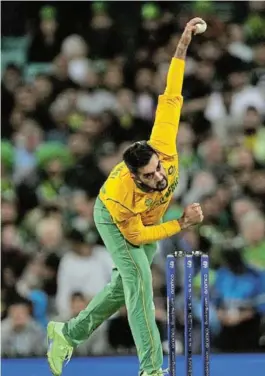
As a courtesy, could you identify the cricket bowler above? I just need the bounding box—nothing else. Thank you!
[47,17,205,376]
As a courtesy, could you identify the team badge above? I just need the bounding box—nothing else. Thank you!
[145,198,153,207]
[168,165,176,175]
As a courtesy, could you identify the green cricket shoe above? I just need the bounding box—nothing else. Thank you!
[47,321,73,376]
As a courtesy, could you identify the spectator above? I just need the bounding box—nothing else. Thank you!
[1,298,46,357]
[41,252,60,313]
[226,64,264,117]
[65,133,105,196]
[61,34,93,87]
[183,59,215,101]
[16,254,49,329]
[231,197,258,228]
[36,151,71,207]
[76,83,117,116]
[1,196,18,225]
[96,141,123,179]
[35,216,64,256]
[13,119,44,183]
[252,43,265,95]
[213,248,265,352]
[240,211,265,270]
[82,2,124,60]
[49,55,79,100]
[55,229,112,317]
[242,106,265,165]
[183,171,217,206]
[33,74,54,109]
[1,141,16,201]
[27,6,63,63]
[198,136,229,181]
[13,84,55,132]
[227,23,253,62]
[1,222,29,320]
[246,169,265,212]
[136,3,171,53]
[65,191,98,242]
[1,64,23,139]
[1,223,24,257]
[205,63,264,142]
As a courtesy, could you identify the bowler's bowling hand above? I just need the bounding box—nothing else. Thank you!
[180,17,204,47]
[178,203,204,230]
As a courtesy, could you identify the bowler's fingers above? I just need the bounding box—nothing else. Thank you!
[187,17,204,27]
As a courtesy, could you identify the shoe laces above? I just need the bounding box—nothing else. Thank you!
[64,347,73,366]
[58,344,73,365]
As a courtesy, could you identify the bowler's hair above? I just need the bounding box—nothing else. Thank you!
[123,141,157,174]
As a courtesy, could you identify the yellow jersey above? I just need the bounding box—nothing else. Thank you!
[99,58,185,245]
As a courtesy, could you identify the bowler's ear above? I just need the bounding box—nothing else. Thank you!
[131,173,142,184]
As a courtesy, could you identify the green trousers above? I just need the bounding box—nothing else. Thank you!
[63,197,163,374]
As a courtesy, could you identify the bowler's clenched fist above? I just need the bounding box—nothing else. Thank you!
[179,203,204,230]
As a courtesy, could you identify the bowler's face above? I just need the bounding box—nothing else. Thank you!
[135,153,168,191]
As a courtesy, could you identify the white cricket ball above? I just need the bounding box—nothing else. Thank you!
[194,20,207,35]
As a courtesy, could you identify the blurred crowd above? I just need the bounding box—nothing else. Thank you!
[1,1,265,358]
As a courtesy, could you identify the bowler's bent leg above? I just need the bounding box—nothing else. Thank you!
[93,202,162,373]
[63,268,124,346]
[63,235,158,348]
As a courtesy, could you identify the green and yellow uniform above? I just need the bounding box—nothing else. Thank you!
[47,58,185,376]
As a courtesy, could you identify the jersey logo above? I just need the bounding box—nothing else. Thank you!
[168,165,176,175]
[145,198,153,207]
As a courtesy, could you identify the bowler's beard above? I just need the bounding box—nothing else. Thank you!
[135,176,168,192]
[156,177,168,191]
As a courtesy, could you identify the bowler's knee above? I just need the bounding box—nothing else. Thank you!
[123,263,152,293]
[110,272,123,292]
